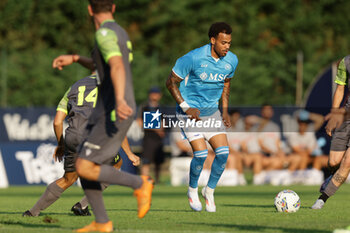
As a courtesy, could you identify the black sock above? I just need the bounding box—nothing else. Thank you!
[79,183,109,209]
[318,193,329,203]
[319,180,339,203]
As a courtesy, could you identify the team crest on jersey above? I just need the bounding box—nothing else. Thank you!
[100,29,108,36]
[200,72,208,81]
[225,64,231,70]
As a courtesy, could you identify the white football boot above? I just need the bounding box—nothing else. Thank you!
[201,186,216,212]
[311,199,325,209]
[187,187,202,211]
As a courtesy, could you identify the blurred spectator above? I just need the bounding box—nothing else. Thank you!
[226,110,246,185]
[286,110,328,185]
[239,115,265,185]
[256,105,300,185]
[227,109,244,132]
[137,87,165,183]
[255,105,285,175]
[257,104,285,158]
[168,106,329,186]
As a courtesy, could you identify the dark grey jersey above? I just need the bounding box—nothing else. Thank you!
[91,20,136,118]
[77,20,136,165]
[334,55,350,110]
[56,75,98,136]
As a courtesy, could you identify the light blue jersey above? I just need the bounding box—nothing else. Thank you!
[172,44,238,116]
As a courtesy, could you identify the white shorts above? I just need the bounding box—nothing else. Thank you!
[177,110,227,142]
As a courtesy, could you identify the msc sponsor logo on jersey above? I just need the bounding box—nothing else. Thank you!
[199,72,229,81]
[200,72,208,81]
[143,109,161,129]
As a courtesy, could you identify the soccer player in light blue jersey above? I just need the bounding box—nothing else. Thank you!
[166,22,238,212]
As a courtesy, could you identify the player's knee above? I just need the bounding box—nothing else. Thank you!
[75,158,94,178]
[328,157,341,169]
[63,173,78,186]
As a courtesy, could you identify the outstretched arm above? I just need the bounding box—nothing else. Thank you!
[52,54,94,71]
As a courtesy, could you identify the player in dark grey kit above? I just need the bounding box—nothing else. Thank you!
[52,1,153,231]
[22,74,140,217]
[312,55,350,209]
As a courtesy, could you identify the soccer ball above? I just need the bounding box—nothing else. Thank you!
[274,190,301,213]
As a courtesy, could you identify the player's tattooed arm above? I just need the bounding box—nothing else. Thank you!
[333,173,347,184]
[221,78,231,127]
[166,71,184,104]
[221,78,231,112]
[166,71,201,121]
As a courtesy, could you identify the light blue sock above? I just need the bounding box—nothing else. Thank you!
[189,149,208,188]
[207,146,229,189]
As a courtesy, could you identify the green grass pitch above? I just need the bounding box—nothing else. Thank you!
[0,184,349,233]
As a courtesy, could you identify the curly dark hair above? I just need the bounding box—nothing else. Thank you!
[88,0,114,13]
[208,22,232,39]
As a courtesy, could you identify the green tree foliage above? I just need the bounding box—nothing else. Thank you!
[0,0,92,107]
[1,0,349,107]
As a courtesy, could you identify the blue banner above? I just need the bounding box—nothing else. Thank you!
[0,108,56,142]
[0,142,64,185]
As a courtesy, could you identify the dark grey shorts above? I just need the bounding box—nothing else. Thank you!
[64,132,121,172]
[78,111,133,165]
[63,132,82,172]
[330,120,350,151]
